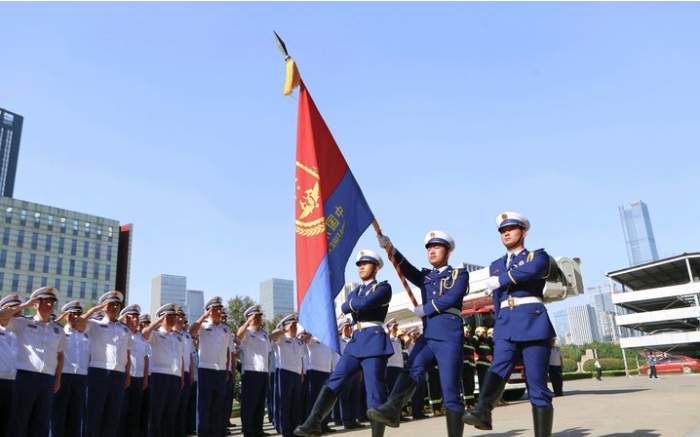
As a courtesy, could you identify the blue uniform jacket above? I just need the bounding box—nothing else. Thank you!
[340,280,394,358]
[394,250,469,343]
[490,248,556,342]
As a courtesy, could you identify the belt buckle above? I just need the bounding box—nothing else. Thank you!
[507,295,515,310]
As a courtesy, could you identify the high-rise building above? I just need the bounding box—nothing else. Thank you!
[619,200,659,266]
[0,108,22,198]
[150,274,187,316]
[186,289,204,322]
[588,285,616,341]
[550,308,570,344]
[567,304,600,345]
[259,278,294,320]
[0,197,126,306]
[115,224,133,298]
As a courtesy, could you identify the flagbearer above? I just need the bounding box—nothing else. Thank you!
[463,212,556,437]
[369,231,469,437]
[295,249,393,437]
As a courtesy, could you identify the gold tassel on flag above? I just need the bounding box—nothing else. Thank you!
[283,57,301,96]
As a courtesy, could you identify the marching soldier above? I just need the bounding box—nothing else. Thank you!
[143,303,184,437]
[190,296,230,437]
[0,287,65,437]
[139,314,153,437]
[463,212,556,437]
[301,329,335,434]
[273,314,305,437]
[369,231,469,437]
[0,294,20,437]
[174,307,195,437]
[79,290,132,437]
[296,249,393,437]
[236,305,273,437]
[52,300,90,437]
[118,304,150,437]
[474,326,492,396]
[462,325,476,410]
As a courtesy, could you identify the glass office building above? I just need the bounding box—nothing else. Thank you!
[0,108,23,198]
[259,278,295,320]
[619,200,659,266]
[0,197,121,306]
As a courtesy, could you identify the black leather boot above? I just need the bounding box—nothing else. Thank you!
[294,386,338,436]
[366,373,417,428]
[371,421,386,437]
[533,406,553,437]
[446,410,464,437]
[462,372,506,430]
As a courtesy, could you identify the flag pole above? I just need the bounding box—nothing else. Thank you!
[372,220,419,307]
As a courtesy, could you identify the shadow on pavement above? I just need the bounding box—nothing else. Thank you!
[554,428,592,436]
[471,429,528,437]
[563,388,649,396]
[599,431,661,437]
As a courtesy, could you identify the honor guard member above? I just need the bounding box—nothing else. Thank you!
[0,287,65,437]
[118,304,151,437]
[52,300,90,437]
[143,303,184,437]
[461,325,477,409]
[236,304,273,437]
[272,314,305,437]
[301,330,335,434]
[174,307,195,437]
[385,319,404,395]
[78,290,132,437]
[0,294,20,437]
[463,212,556,437]
[369,231,469,437]
[474,326,492,395]
[296,249,393,437]
[190,296,230,437]
[139,314,153,437]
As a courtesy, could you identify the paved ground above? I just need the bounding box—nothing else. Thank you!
[229,373,700,436]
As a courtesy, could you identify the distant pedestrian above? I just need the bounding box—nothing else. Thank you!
[594,359,602,381]
[646,352,658,379]
[547,339,563,396]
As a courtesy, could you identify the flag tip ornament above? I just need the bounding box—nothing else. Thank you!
[274,31,301,96]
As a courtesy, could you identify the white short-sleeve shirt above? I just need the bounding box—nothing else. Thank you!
[62,326,90,375]
[197,320,230,371]
[86,318,132,372]
[306,338,334,373]
[149,327,183,377]
[0,324,18,380]
[274,335,305,375]
[7,315,65,375]
[239,328,270,373]
[130,332,151,378]
[387,336,404,368]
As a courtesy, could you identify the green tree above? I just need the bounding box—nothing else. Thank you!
[264,314,285,333]
[226,295,258,329]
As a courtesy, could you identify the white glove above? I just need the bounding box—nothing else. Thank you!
[412,305,425,318]
[484,276,501,291]
[377,234,393,251]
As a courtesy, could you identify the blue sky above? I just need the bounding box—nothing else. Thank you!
[2,2,699,313]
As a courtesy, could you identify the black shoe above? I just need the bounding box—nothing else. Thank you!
[366,373,417,428]
[321,424,336,433]
[533,406,553,437]
[446,410,464,437]
[371,421,386,437]
[294,387,338,436]
[412,413,427,420]
[462,372,506,431]
[343,421,363,430]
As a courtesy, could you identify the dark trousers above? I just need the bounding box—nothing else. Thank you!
[267,372,276,426]
[187,381,197,434]
[274,369,304,437]
[462,364,476,406]
[197,368,227,437]
[86,368,125,437]
[490,339,552,408]
[548,365,563,396]
[9,370,54,437]
[0,378,14,437]
[407,337,463,413]
[476,364,489,398]
[305,370,331,427]
[427,365,443,412]
[223,373,235,433]
[149,373,181,437]
[649,365,658,379]
[118,376,145,437]
[241,371,268,437]
[176,374,193,437]
[385,366,402,394]
[140,386,150,437]
[411,373,427,418]
[52,373,87,437]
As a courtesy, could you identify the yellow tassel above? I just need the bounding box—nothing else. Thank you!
[283,58,301,96]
